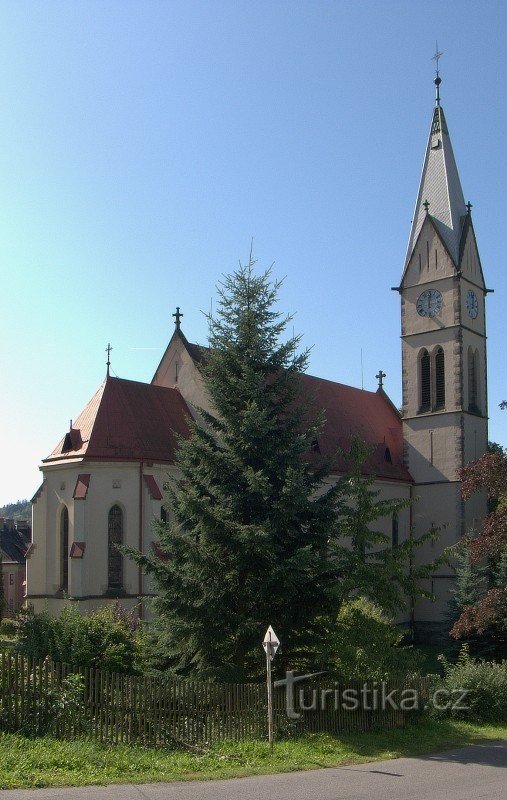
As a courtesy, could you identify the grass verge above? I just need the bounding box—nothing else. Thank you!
[0,718,505,789]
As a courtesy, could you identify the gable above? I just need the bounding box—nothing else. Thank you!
[401,214,457,289]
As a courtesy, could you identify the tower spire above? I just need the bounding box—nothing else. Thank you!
[404,55,466,268]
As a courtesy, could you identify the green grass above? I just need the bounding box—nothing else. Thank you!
[0,719,505,789]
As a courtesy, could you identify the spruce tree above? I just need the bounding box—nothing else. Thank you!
[329,438,440,615]
[130,257,339,680]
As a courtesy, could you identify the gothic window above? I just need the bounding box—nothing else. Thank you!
[108,505,123,590]
[60,506,69,593]
[161,505,167,524]
[468,347,480,412]
[392,512,399,549]
[420,349,431,411]
[434,347,445,409]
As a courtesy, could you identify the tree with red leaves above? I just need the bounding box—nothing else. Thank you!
[450,446,507,650]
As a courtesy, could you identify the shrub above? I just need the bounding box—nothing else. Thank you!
[0,665,87,737]
[429,644,507,722]
[324,597,421,680]
[0,618,17,637]
[16,603,144,674]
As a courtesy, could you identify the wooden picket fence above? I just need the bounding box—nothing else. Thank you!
[0,652,429,747]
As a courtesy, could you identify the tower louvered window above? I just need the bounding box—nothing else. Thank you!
[468,348,479,412]
[108,505,123,590]
[60,506,69,593]
[435,347,445,408]
[420,350,431,411]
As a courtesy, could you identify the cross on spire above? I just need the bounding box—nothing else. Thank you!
[106,343,112,376]
[432,43,443,106]
[173,306,183,330]
[376,369,386,389]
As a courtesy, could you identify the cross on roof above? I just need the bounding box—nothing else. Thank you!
[432,43,443,106]
[173,306,183,330]
[106,343,112,376]
[423,199,430,213]
[466,201,473,214]
[376,369,386,389]
[432,43,443,74]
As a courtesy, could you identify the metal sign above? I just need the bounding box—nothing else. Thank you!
[262,625,280,661]
[262,625,280,753]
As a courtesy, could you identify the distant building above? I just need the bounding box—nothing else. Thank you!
[1,518,31,616]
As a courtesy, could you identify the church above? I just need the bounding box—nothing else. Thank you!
[27,72,490,639]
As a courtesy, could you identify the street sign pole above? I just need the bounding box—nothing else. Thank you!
[262,625,280,754]
[266,639,274,752]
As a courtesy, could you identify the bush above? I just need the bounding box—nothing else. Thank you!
[429,644,507,722]
[0,666,87,737]
[16,603,144,674]
[324,597,421,680]
[0,619,17,637]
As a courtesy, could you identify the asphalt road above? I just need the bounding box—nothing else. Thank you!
[2,741,506,800]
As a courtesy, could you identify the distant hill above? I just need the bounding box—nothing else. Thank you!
[0,500,31,521]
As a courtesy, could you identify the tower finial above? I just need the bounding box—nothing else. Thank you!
[432,42,443,107]
[173,306,183,330]
[106,343,112,377]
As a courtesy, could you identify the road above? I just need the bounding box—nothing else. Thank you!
[2,741,506,799]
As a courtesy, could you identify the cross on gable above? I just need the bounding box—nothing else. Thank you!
[173,307,183,330]
[376,369,386,389]
[106,343,112,376]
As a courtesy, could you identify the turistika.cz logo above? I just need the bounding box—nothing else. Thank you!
[274,671,469,719]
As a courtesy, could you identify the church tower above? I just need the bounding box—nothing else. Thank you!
[399,65,489,634]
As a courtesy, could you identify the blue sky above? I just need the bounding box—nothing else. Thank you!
[1,1,506,505]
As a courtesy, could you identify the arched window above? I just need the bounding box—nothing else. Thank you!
[392,512,399,549]
[434,347,445,409]
[160,505,167,524]
[420,350,431,411]
[108,505,123,590]
[60,506,69,592]
[468,347,480,412]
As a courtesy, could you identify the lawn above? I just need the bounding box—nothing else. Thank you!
[0,719,505,790]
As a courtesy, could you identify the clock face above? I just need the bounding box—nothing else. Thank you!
[416,289,443,318]
[466,290,478,319]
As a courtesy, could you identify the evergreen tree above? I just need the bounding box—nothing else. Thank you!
[129,256,340,680]
[329,438,440,615]
[128,257,436,680]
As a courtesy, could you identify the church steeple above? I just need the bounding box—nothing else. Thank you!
[405,70,467,267]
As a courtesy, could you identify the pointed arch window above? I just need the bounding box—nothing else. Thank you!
[108,505,123,590]
[435,347,445,409]
[60,506,69,593]
[420,349,431,411]
[468,347,480,413]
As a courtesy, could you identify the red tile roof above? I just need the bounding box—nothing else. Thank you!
[300,374,410,482]
[178,337,410,483]
[45,344,410,483]
[45,376,192,465]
